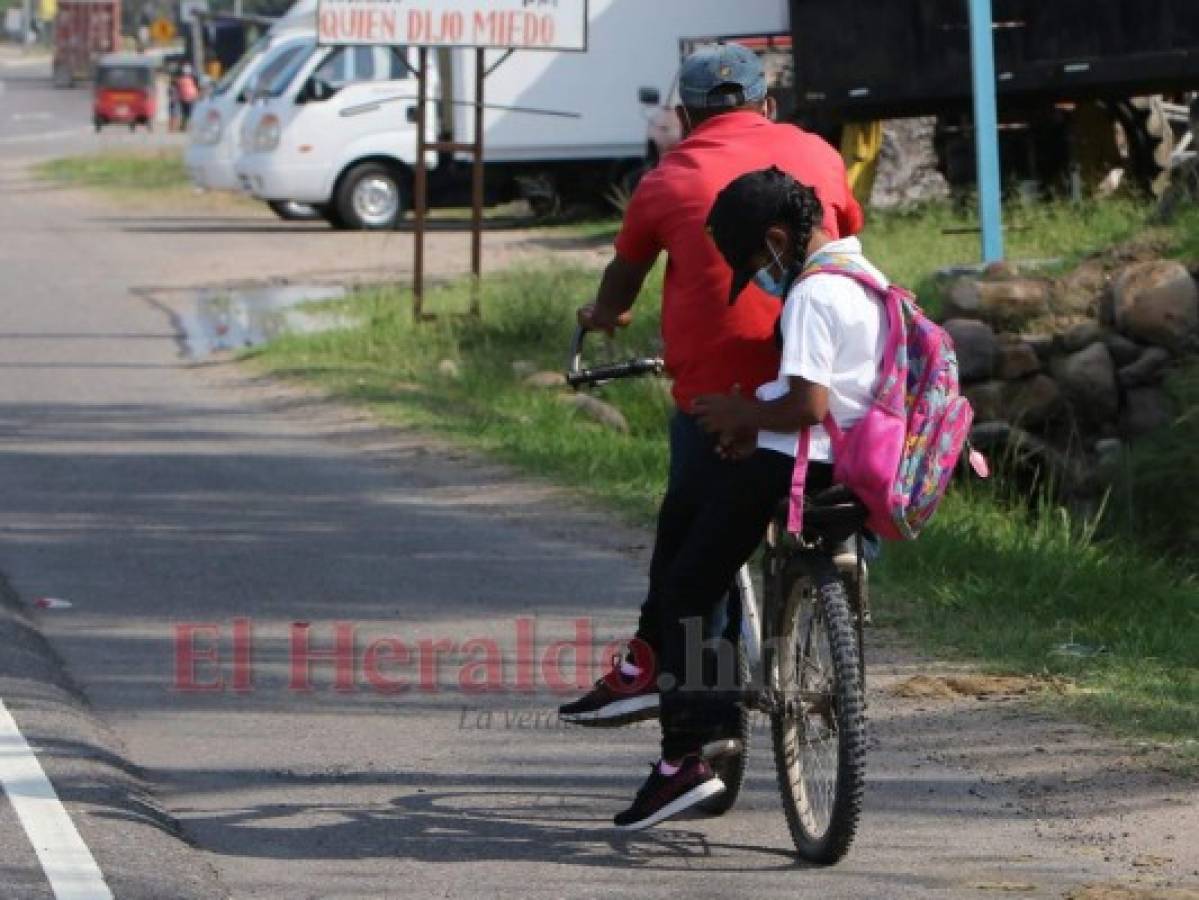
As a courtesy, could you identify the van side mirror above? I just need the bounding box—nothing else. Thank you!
[638,87,661,106]
[299,77,335,104]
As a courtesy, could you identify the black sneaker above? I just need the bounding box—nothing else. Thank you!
[558,655,659,727]
[613,756,725,831]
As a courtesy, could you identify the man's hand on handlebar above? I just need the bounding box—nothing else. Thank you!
[577,303,633,336]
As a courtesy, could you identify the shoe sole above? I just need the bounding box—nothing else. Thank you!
[559,693,659,727]
[613,777,726,831]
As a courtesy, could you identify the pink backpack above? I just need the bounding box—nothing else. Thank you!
[789,255,981,541]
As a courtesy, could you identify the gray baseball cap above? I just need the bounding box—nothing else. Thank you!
[678,42,768,110]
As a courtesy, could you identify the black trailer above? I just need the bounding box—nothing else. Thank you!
[789,0,1199,190]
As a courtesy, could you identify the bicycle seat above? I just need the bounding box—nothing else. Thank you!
[776,485,868,545]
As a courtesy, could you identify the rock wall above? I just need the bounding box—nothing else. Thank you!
[944,242,1197,497]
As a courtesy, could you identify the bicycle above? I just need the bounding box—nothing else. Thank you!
[568,326,868,864]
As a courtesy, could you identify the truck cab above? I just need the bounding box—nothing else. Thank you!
[235,41,427,229]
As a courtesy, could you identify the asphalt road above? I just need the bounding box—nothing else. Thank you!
[0,53,171,160]
[0,60,1196,900]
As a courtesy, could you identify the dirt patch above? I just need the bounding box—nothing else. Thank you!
[1065,886,1199,900]
[968,881,1039,892]
[889,673,1059,700]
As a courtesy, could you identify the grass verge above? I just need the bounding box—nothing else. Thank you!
[36,150,193,193]
[245,198,1198,766]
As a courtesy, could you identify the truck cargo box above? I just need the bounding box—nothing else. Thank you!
[53,0,121,86]
[790,0,1199,120]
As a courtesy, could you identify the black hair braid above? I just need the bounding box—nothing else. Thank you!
[773,172,823,260]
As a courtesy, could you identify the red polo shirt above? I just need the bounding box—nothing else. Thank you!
[614,111,863,412]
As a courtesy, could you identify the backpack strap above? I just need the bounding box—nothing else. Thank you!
[788,413,843,535]
[799,258,908,412]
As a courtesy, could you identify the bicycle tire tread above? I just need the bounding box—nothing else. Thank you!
[771,567,866,864]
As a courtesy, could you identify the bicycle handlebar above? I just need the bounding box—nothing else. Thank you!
[565,326,664,389]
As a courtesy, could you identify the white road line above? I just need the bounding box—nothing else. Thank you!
[0,128,90,146]
[0,698,113,900]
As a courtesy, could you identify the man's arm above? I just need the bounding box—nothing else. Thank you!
[578,254,656,333]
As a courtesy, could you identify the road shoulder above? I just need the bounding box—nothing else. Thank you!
[0,576,229,899]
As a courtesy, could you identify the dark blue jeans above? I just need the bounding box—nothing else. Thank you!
[634,413,826,759]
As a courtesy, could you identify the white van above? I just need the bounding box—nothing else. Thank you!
[235,40,426,229]
[184,0,317,217]
[235,0,789,230]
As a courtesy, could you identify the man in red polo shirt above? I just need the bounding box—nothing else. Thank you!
[558,43,862,830]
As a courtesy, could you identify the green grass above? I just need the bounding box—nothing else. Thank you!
[865,196,1166,313]
[36,150,192,193]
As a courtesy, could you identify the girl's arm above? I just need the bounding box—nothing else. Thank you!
[694,376,829,438]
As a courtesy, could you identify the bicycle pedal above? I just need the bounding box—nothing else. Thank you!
[701,738,743,760]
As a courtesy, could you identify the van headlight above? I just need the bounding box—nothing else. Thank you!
[193,109,223,146]
[253,114,281,152]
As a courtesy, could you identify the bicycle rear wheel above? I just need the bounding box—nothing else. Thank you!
[770,564,865,864]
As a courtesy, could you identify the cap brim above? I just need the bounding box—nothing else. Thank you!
[728,269,754,305]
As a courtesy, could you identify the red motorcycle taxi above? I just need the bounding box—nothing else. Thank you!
[94,54,157,131]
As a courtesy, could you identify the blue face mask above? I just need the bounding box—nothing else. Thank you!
[752,241,798,298]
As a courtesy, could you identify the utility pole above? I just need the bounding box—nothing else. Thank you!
[967,0,1005,263]
[21,0,33,45]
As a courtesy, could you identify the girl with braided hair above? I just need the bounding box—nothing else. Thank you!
[695,166,889,485]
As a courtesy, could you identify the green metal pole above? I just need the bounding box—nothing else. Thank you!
[967,0,1005,262]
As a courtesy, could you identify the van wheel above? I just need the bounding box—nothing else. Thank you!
[336,162,405,230]
[267,200,322,222]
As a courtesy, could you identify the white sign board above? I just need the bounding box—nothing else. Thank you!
[318,0,588,51]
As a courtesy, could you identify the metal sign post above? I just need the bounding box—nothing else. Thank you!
[967,0,1005,263]
[412,47,486,320]
[316,0,589,320]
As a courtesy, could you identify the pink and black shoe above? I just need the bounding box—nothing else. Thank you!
[558,655,659,727]
[613,756,725,830]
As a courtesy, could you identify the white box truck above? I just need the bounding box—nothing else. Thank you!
[234,0,788,229]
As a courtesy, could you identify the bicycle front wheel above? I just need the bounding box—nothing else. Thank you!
[770,564,865,864]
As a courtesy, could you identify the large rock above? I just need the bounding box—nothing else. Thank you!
[1021,333,1055,362]
[1057,343,1119,426]
[1103,332,1143,367]
[1004,374,1062,427]
[1092,438,1125,484]
[1052,257,1107,317]
[1116,346,1171,389]
[1119,387,1175,439]
[944,277,1053,329]
[996,340,1041,380]
[964,381,1005,422]
[524,371,568,390]
[559,393,630,434]
[1108,260,1199,351]
[944,318,998,383]
[1060,321,1105,353]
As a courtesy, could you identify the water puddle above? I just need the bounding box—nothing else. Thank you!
[179,284,353,358]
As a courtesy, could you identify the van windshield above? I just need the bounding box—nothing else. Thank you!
[212,35,269,97]
[257,41,316,98]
